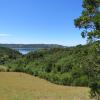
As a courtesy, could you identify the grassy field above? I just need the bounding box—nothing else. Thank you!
[0,72,92,100]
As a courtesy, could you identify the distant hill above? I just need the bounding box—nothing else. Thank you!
[0,44,64,49]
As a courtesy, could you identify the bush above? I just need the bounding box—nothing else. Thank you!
[0,65,7,72]
[61,73,72,85]
[72,75,89,86]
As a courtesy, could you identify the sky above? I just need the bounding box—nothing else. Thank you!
[0,0,87,46]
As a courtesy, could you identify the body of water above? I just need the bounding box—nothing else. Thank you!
[18,49,31,54]
[13,48,38,54]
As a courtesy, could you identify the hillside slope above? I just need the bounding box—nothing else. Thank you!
[5,41,100,86]
[0,72,91,100]
[0,47,22,65]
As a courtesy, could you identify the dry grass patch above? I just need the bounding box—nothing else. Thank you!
[0,72,92,100]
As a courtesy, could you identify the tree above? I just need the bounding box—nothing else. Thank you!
[74,0,100,99]
[74,0,100,41]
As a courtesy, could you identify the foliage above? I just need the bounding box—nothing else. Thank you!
[0,41,100,100]
[0,65,7,72]
[74,0,100,41]
[89,82,100,100]
[0,41,99,89]
[0,47,22,65]
[74,0,100,99]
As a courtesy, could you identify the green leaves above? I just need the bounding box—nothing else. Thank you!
[74,1,100,98]
[74,0,100,41]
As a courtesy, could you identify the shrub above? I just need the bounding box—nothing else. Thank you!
[0,65,7,72]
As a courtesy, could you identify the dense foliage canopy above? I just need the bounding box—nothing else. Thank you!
[0,47,22,65]
[74,0,100,41]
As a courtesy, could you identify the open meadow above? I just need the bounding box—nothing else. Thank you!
[0,72,92,100]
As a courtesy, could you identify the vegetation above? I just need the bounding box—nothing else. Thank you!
[74,0,100,99]
[0,47,22,65]
[0,72,91,100]
[0,41,99,87]
[0,1,100,99]
[0,0,99,99]
[74,0,100,41]
[0,42,100,100]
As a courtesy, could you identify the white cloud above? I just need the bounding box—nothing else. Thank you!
[0,33,10,37]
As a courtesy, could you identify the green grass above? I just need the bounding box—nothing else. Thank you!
[0,72,92,100]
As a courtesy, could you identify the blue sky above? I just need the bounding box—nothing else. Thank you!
[0,0,86,46]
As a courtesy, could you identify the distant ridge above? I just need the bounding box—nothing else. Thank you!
[0,44,64,49]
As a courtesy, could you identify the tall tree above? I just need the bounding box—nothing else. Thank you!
[74,0,100,41]
[74,0,100,99]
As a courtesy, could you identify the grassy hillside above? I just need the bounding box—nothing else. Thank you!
[4,41,100,87]
[0,72,91,100]
[0,41,99,99]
